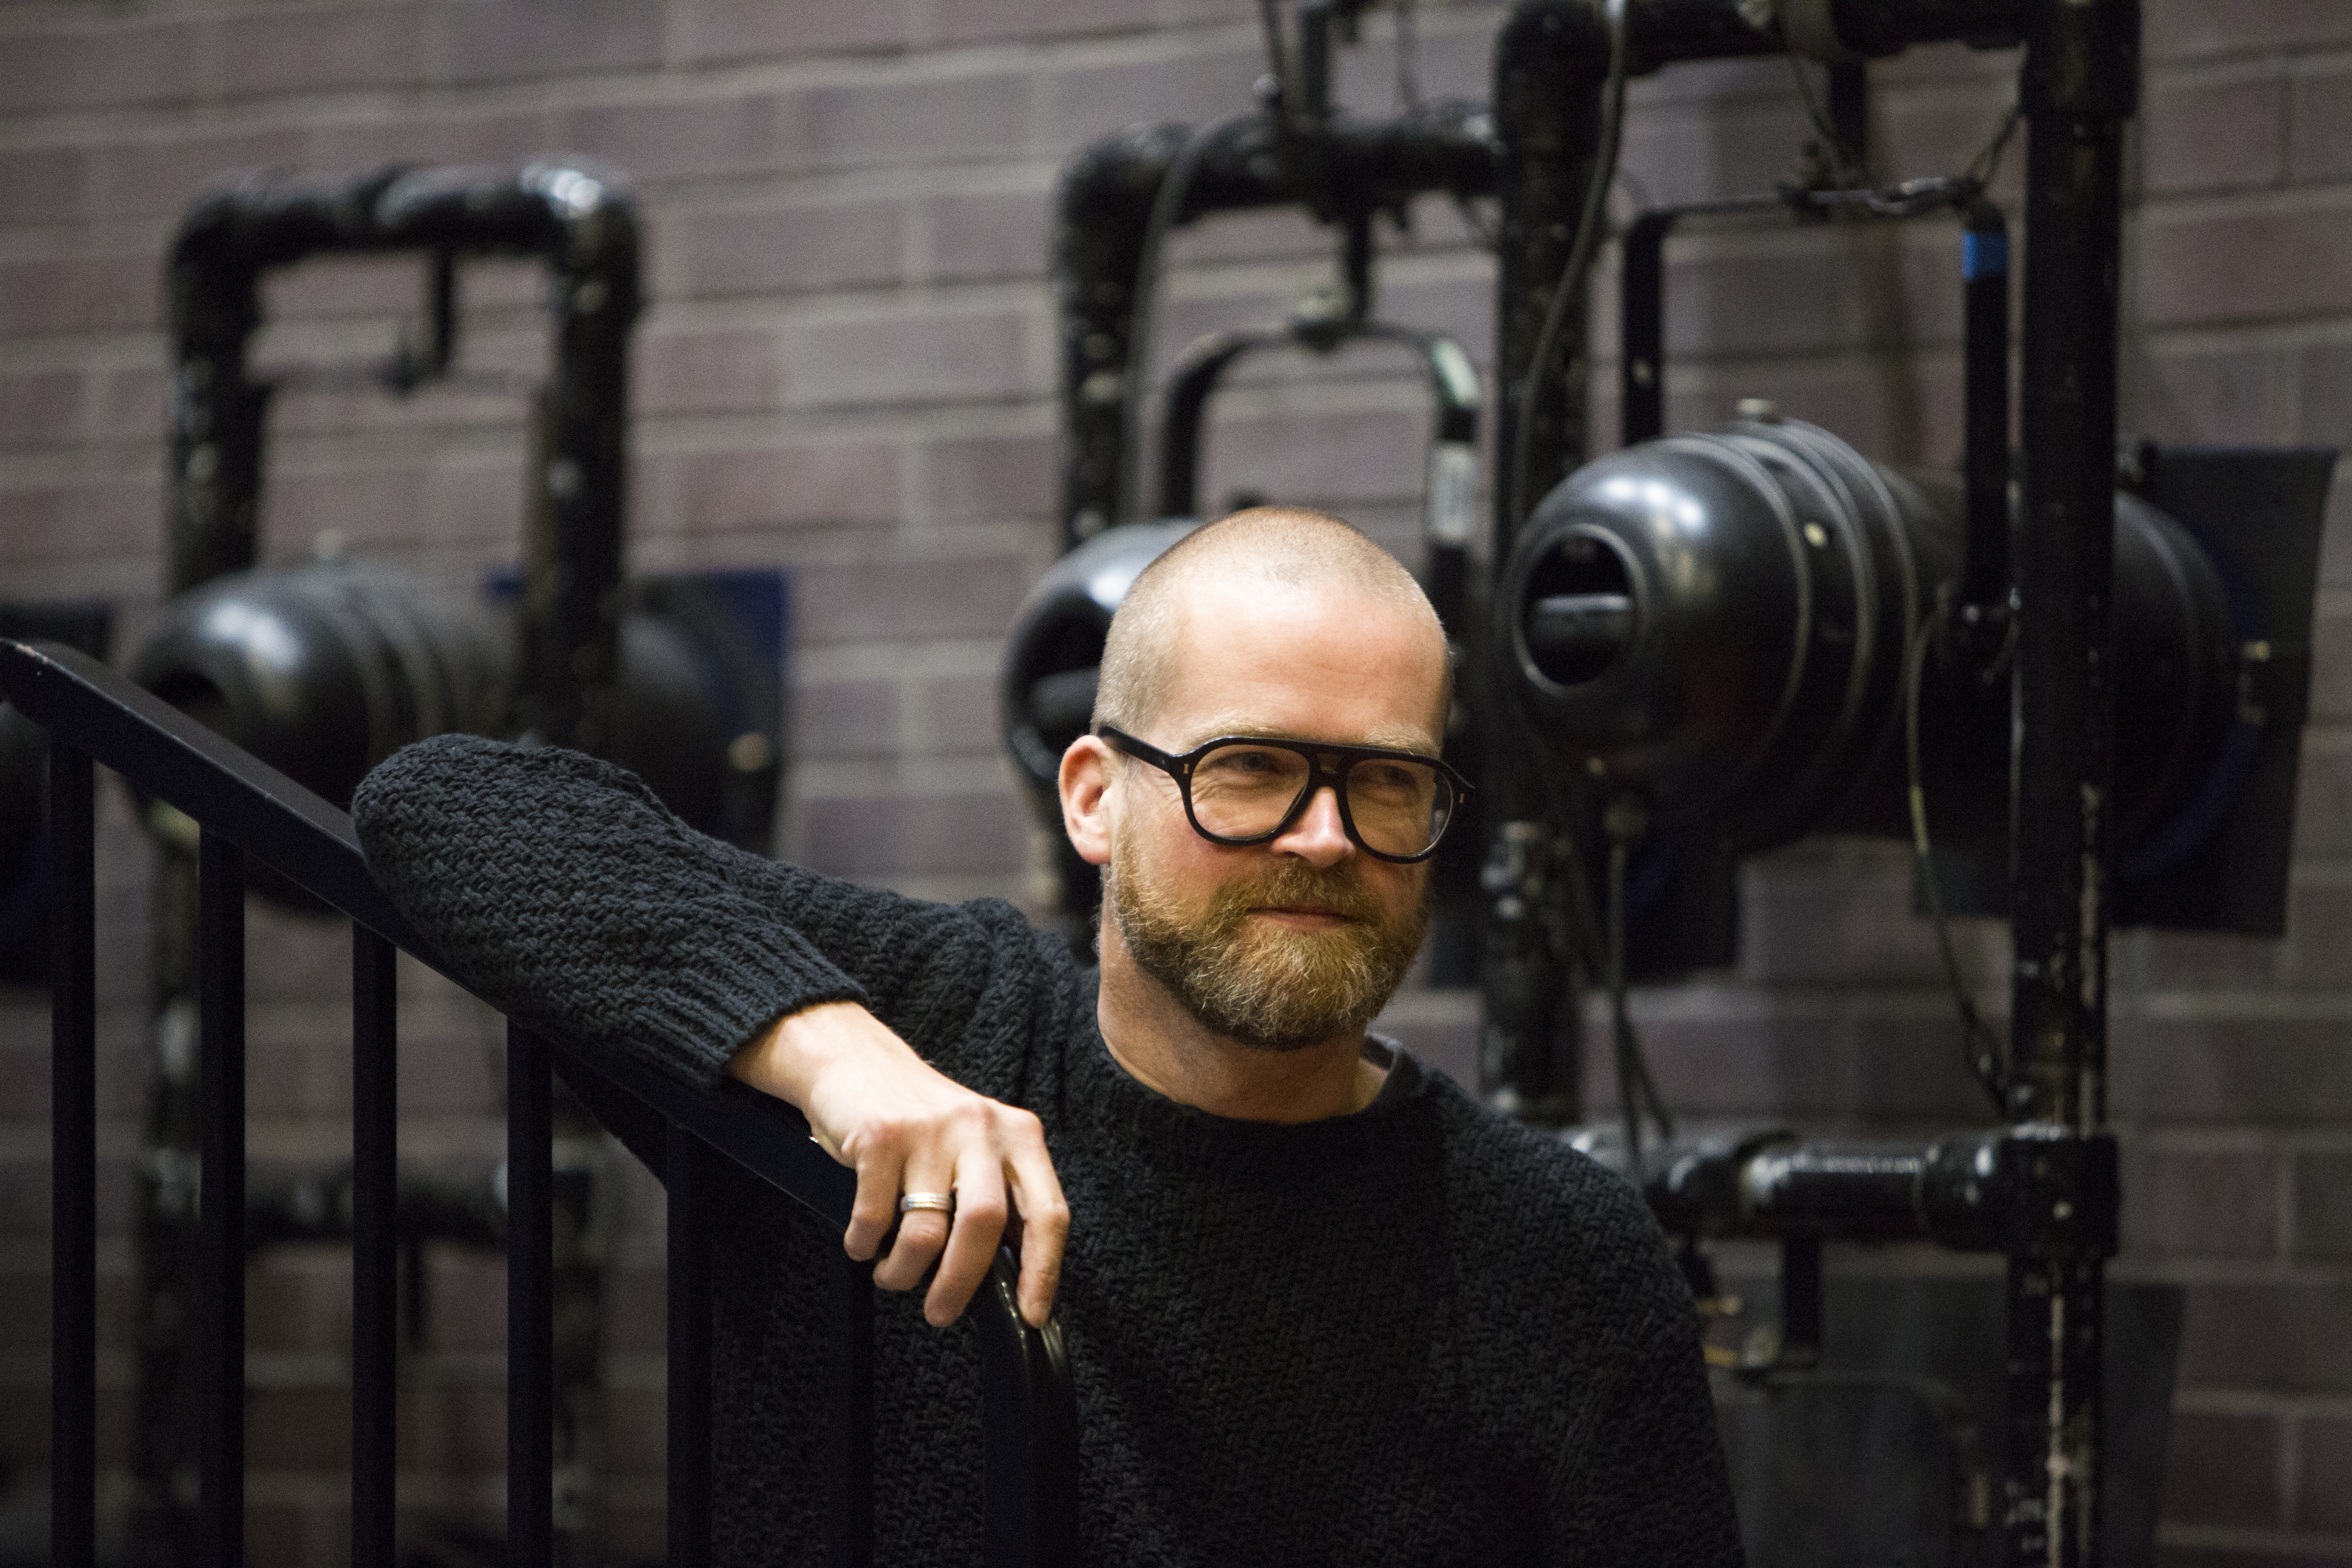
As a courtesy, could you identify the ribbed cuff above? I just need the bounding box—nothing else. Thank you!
[630,928,872,1087]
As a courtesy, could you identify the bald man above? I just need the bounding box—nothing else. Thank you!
[354,508,1741,1565]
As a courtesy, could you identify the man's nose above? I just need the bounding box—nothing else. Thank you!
[1272,784,1353,867]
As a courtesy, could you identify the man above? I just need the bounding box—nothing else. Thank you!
[353,507,1741,1564]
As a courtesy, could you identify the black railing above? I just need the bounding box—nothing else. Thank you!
[3,634,1083,1568]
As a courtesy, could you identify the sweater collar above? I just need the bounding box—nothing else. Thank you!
[1065,984,1433,1176]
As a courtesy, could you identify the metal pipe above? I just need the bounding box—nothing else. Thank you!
[2004,0,2136,1559]
[1052,106,1496,545]
[163,161,641,749]
[1480,0,1606,1111]
[1961,198,2012,609]
[1156,329,1278,521]
[1572,1124,2116,1259]
[1619,208,1675,447]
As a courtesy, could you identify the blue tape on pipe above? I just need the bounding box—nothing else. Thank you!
[1963,231,2009,281]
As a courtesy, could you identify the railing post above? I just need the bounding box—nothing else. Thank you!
[975,1256,1082,1568]
[665,1126,712,1568]
[508,1022,555,1566]
[197,831,246,1563]
[352,927,399,1567]
[50,740,97,1568]
[830,1253,875,1568]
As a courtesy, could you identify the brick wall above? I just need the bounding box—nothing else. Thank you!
[0,0,2347,1561]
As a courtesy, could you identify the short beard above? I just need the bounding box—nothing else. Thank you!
[1108,836,1430,1053]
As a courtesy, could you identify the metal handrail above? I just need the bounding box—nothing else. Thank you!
[3,635,1081,1567]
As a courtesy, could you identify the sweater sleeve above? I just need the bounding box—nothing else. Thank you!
[351,733,898,1088]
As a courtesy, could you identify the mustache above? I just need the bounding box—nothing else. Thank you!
[1204,860,1389,928]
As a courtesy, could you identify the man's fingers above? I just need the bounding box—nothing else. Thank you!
[842,1142,904,1264]
[817,1092,1067,1329]
[1005,1139,1070,1329]
[924,1154,1010,1328]
[874,1208,951,1291]
[872,1153,954,1291]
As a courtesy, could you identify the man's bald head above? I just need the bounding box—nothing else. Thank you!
[1092,506,1448,737]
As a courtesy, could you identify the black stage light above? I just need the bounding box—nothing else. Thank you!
[130,561,511,819]
[128,562,790,904]
[998,521,1195,953]
[1498,417,2332,937]
[1000,521,1198,819]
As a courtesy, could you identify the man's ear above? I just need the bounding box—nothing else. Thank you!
[1059,734,1117,868]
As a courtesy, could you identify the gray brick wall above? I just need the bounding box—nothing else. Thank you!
[1,0,2347,1560]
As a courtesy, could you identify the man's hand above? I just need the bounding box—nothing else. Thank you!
[725,1001,1069,1330]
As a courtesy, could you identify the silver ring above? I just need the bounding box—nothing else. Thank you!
[899,1192,955,1215]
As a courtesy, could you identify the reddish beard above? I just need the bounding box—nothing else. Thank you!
[1109,838,1431,1052]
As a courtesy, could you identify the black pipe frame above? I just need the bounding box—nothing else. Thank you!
[1156,316,1482,640]
[167,160,640,751]
[1053,105,1496,545]
[2005,2,2135,1558]
[1490,1,2136,1561]
[1482,0,2031,1118]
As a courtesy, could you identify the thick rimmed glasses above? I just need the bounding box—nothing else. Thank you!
[1097,724,1472,863]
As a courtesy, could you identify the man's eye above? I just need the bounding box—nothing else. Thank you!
[1199,746,1298,781]
[1351,761,1440,809]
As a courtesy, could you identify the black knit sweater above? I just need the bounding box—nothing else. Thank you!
[352,735,1743,1566]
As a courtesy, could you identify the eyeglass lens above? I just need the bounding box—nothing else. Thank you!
[1189,741,1455,856]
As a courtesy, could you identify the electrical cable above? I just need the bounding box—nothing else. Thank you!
[1782,49,1864,191]
[1603,794,1674,1179]
[1607,824,1642,1176]
[1963,104,2024,191]
[1514,687,1678,1168]
[1504,0,1629,533]
[1902,604,2009,1114]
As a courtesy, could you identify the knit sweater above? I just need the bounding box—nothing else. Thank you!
[352,734,1743,1566]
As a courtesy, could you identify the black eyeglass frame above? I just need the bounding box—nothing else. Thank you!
[1095,724,1474,864]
